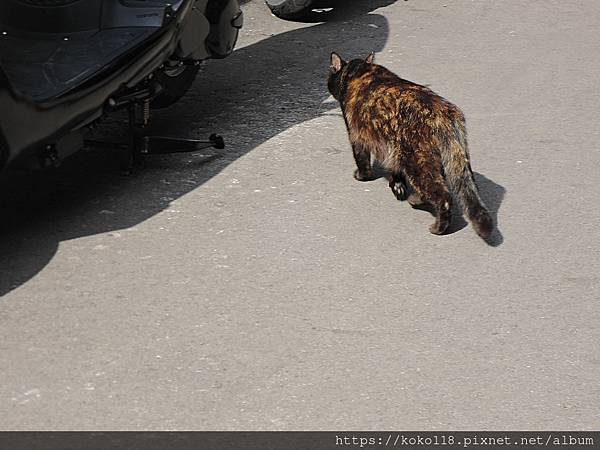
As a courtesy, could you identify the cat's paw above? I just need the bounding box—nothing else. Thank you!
[353,169,376,181]
[429,221,449,235]
[390,181,407,200]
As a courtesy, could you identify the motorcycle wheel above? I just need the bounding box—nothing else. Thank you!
[151,63,200,109]
[264,0,317,21]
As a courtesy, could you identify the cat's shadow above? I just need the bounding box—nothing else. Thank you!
[474,172,505,246]
[374,166,505,246]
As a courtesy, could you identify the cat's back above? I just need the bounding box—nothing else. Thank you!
[345,61,461,120]
[344,61,413,100]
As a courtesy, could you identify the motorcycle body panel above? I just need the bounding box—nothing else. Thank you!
[0,0,242,169]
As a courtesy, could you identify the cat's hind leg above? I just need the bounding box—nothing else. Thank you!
[351,142,377,181]
[388,172,408,201]
[388,171,427,206]
[401,165,453,235]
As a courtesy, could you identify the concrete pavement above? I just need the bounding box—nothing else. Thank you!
[0,0,599,430]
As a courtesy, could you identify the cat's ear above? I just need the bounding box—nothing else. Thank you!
[330,52,344,74]
[365,52,375,64]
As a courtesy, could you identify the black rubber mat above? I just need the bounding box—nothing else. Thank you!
[0,27,158,101]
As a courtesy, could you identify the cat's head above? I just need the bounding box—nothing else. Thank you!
[327,52,376,100]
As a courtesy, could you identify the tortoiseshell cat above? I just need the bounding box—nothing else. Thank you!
[327,52,493,238]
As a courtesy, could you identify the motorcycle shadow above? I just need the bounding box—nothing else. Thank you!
[0,0,395,296]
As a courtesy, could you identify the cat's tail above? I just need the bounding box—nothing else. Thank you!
[441,120,494,239]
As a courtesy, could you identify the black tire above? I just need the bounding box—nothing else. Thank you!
[265,0,317,21]
[151,64,200,109]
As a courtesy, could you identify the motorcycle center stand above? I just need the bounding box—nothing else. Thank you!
[86,98,225,174]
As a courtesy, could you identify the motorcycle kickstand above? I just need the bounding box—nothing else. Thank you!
[88,99,226,174]
[120,103,146,175]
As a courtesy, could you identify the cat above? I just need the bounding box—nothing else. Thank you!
[327,51,493,239]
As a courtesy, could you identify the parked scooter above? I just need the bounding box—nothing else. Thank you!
[0,0,243,171]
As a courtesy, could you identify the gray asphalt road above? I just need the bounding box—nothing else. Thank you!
[1,0,599,430]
